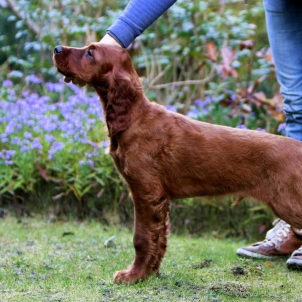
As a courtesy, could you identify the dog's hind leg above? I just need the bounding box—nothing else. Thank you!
[114,195,170,284]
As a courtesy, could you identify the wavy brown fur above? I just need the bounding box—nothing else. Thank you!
[54,43,302,284]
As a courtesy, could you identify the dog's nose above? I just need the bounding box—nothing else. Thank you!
[54,45,63,55]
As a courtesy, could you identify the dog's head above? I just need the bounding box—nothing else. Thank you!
[53,43,142,136]
[53,43,136,88]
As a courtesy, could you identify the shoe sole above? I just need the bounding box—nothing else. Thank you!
[286,259,302,270]
[236,248,274,259]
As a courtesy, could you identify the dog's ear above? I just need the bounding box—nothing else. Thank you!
[105,66,139,136]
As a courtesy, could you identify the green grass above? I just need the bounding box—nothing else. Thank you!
[0,217,300,302]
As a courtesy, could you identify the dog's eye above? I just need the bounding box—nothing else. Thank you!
[87,49,93,57]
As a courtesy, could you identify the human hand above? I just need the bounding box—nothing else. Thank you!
[99,33,122,47]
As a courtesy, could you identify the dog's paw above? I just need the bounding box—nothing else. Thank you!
[114,268,145,284]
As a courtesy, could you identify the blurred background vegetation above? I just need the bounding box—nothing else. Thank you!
[0,0,282,239]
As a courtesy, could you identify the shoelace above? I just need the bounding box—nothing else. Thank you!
[292,246,302,257]
[262,219,291,250]
[264,219,286,240]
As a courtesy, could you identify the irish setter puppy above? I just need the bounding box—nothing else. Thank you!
[53,43,302,284]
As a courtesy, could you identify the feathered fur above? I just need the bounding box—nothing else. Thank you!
[54,43,302,284]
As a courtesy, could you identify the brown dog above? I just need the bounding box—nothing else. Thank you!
[53,43,302,284]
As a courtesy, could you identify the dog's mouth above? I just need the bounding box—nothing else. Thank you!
[53,55,87,86]
[56,67,87,87]
[56,67,73,78]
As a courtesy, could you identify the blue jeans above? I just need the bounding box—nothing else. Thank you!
[264,0,302,140]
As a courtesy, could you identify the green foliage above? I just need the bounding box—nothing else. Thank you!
[170,197,275,241]
[135,0,282,131]
[0,0,127,82]
[1,0,282,131]
[0,79,127,219]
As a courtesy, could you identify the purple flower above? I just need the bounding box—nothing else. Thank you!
[194,99,204,108]
[236,124,248,130]
[48,141,65,159]
[186,107,200,119]
[277,123,286,133]
[20,146,31,152]
[0,79,108,168]
[11,137,21,145]
[41,120,57,132]
[32,138,42,150]
[194,97,214,108]
[5,150,16,160]
[46,82,65,93]
[3,80,13,88]
[78,159,94,167]
[185,97,216,118]
[45,134,55,143]
[24,132,33,139]
[0,150,15,160]
[0,133,8,143]
[22,90,30,98]
[165,104,177,112]
[0,151,14,164]
[87,141,99,149]
[27,120,36,127]
[101,141,109,148]
[85,152,93,158]
[88,160,94,167]
[219,90,236,105]
[67,82,83,94]
[26,75,42,84]
[50,141,65,152]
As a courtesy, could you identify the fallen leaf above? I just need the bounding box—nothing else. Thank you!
[206,41,218,62]
[239,40,254,50]
[263,261,274,268]
[104,235,116,248]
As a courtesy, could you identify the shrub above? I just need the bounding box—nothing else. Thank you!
[0,77,127,218]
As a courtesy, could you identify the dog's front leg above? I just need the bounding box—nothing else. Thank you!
[114,197,170,284]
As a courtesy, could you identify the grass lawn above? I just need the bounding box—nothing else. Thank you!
[0,216,300,302]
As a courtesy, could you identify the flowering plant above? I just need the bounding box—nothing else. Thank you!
[0,77,124,212]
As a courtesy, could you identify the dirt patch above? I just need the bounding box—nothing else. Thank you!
[208,281,250,297]
[231,266,247,276]
[191,259,213,269]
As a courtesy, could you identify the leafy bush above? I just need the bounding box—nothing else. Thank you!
[136,0,284,132]
[1,0,283,133]
[0,78,127,218]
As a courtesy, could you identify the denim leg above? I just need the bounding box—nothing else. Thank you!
[264,0,302,141]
